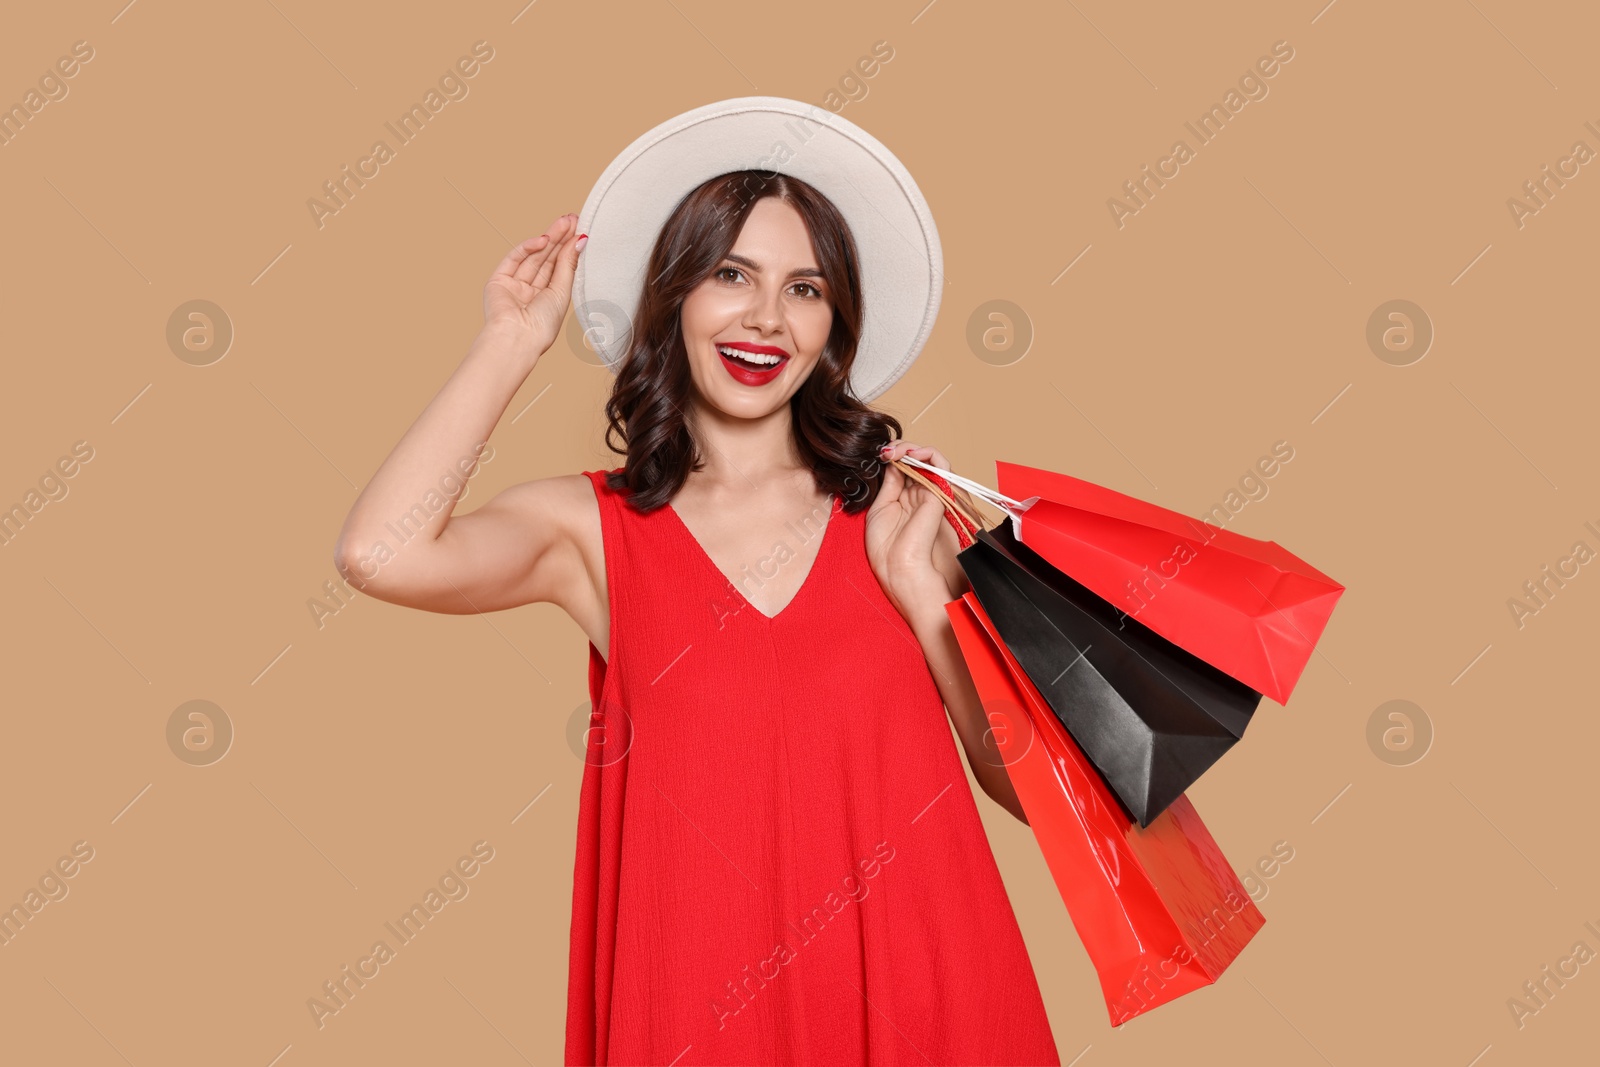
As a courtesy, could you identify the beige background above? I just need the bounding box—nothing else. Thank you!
[2,0,1595,1064]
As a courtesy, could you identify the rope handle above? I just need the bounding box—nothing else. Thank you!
[888,457,986,549]
[886,451,1040,549]
[895,454,1036,518]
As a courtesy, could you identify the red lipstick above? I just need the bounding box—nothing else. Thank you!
[715,340,790,386]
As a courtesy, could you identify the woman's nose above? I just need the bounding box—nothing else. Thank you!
[744,286,783,333]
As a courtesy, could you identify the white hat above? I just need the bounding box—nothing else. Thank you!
[571,96,943,403]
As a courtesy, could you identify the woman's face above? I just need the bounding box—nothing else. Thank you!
[678,197,834,420]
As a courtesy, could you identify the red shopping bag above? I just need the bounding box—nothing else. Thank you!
[985,461,1344,705]
[947,590,1265,1026]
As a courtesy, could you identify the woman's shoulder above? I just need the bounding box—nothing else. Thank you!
[480,472,609,581]
[582,466,626,487]
[496,469,611,517]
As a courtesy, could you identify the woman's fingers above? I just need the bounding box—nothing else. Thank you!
[880,440,944,469]
[514,214,574,286]
[531,214,576,289]
[880,473,947,562]
[532,217,581,291]
[481,213,584,335]
[880,440,982,521]
[867,453,905,516]
[545,225,587,303]
[511,236,554,288]
[879,440,935,460]
[493,234,547,282]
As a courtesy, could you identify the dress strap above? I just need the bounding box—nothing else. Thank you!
[580,469,627,682]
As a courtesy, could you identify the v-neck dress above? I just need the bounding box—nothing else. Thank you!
[566,467,1061,1066]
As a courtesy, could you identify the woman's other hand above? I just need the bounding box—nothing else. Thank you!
[481,213,588,367]
[865,440,978,627]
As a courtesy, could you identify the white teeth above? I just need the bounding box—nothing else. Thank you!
[717,344,783,366]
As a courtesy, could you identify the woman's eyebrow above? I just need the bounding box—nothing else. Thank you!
[723,252,824,279]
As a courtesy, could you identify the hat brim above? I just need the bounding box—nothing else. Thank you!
[571,96,942,403]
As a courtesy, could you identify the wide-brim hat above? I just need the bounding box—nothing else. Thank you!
[571,95,943,403]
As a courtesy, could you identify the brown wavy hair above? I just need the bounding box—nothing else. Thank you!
[600,170,901,514]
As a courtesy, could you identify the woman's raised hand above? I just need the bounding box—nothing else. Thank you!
[865,440,978,626]
[481,213,588,366]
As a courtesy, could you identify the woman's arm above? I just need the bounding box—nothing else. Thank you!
[866,440,1030,825]
[903,572,1031,826]
[332,214,589,614]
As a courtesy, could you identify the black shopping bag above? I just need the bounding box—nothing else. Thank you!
[957,521,1263,827]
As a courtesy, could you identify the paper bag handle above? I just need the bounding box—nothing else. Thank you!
[889,457,987,548]
[896,454,1036,517]
[893,454,1039,543]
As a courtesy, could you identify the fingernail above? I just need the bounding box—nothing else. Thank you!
[577,233,588,240]
[576,234,589,249]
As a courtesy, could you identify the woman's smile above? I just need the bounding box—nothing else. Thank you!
[715,340,790,385]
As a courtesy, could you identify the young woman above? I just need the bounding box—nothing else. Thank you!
[334,114,1059,1065]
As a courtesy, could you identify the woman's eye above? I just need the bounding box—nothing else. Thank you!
[713,266,820,299]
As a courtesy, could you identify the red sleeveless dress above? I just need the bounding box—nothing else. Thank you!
[567,467,1060,1066]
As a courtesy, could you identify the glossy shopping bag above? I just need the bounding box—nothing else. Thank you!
[992,461,1343,705]
[958,521,1261,827]
[946,591,1264,1026]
